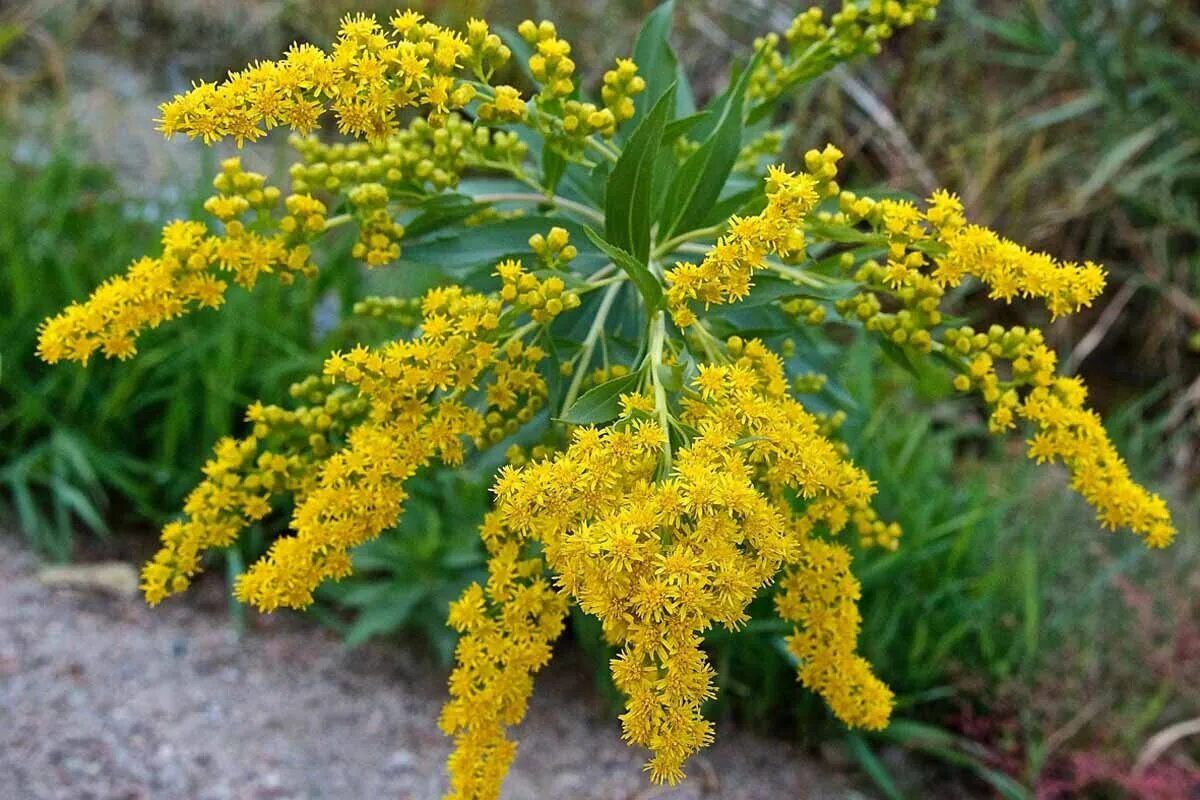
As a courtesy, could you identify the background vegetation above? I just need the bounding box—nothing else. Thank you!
[2,1,1196,796]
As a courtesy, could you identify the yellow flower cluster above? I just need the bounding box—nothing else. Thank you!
[444,342,893,793]
[347,182,406,266]
[477,339,549,449]
[288,113,530,269]
[776,537,893,729]
[846,190,1107,320]
[1024,382,1175,547]
[601,59,647,124]
[158,12,517,145]
[288,114,528,195]
[683,345,881,532]
[517,19,644,142]
[750,0,940,103]
[477,86,528,124]
[34,5,1181,798]
[495,236,582,325]
[807,184,1171,548]
[946,325,1175,547]
[517,19,576,99]
[140,377,367,605]
[440,512,569,800]
[528,226,579,269]
[489,421,721,786]
[665,154,840,326]
[234,287,508,611]
[37,158,323,364]
[713,338,899,557]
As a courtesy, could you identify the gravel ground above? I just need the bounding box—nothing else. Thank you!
[0,535,865,800]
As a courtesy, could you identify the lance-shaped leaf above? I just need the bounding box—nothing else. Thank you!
[558,371,643,425]
[583,225,664,312]
[604,83,676,263]
[657,50,763,242]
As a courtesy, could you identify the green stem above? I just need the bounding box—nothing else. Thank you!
[588,263,618,283]
[586,137,620,163]
[473,192,605,225]
[470,158,545,192]
[647,312,672,471]
[322,213,353,231]
[560,281,622,416]
[578,275,626,293]
[766,259,836,288]
[691,318,726,364]
[500,320,540,352]
[653,222,727,259]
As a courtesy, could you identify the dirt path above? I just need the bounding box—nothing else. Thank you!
[0,535,864,800]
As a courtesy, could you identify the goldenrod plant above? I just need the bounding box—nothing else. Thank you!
[38,3,1178,797]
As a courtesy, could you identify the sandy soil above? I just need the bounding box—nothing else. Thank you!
[0,535,866,800]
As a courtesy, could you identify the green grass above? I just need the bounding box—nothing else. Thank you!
[0,134,362,558]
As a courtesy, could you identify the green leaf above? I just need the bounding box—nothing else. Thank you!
[845,734,904,800]
[50,477,106,535]
[658,50,762,241]
[605,84,676,263]
[628,1,693,131]
[343,585,426,647]
[1072,119,1172,210]
[583,226,664,312]
[558,371,642,425]
[736,274,859,308]
[542,147,567,194]
[654,362,684,392]
[402,216,606,276]
[662,112,711,145]
[562,159,610,208]
[402,194,485,239]
[878,338,922,379]
[879,720,1030,800]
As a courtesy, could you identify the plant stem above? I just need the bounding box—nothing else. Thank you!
[499,320,540,353]
[766,259,835,287]
[691,318,726,363]
[470,158,545,192]
[322,213,353,231]
[586,137,620,163]
[588,263,618,283]
[647,312,672,471]
[474,192,605,225]
[560,281,622,416]
[653,223,727,259]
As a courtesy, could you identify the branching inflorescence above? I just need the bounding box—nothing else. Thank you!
[39,3,1176,798]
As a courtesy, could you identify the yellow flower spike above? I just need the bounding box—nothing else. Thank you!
[158,13,513,146]
[37,161,325,365]
[442,513,568,800]
[665,164,824,326]
[445,351,900,790]
[776,537,893,730]
[139,379,367,605]
[936,325,1175,548]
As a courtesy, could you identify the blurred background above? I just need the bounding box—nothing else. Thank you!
[1,1,1198,798]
